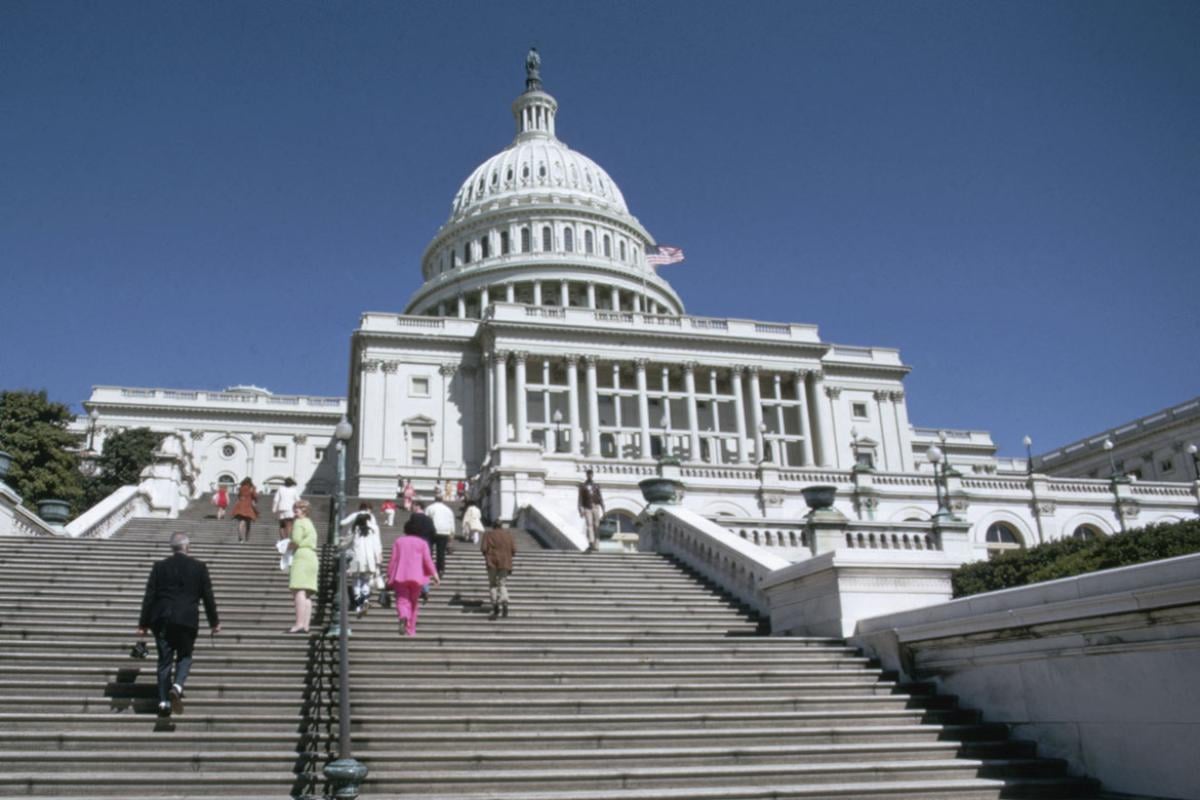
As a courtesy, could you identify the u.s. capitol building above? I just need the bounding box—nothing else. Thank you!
[345,52,1199,558]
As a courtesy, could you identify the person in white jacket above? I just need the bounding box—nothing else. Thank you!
[461,501,485,544]
[272,478,302,540]
[340,503,383,617]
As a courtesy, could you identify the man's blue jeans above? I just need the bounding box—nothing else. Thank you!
[153,624,197,704]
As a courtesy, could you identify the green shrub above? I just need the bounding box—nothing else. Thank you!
[951,518,1200,598]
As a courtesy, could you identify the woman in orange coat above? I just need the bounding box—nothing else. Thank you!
[230,477,258,543]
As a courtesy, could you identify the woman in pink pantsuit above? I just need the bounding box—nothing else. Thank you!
[386,528,439,636]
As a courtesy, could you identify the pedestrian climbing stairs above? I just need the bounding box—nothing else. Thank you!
[0,497,1102,798]
[0,496,333,797]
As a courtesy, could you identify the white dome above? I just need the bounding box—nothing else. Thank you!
[449,137,629,222]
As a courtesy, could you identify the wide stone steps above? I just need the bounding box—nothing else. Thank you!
[0,504,1100,799]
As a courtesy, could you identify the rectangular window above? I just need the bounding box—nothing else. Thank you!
[411,432,429,466]
[851,402,869,419]
[1160,458,1174,473]
[410,376,431,398]
[501,231,510,255]
[480,236,489,259]
[273,445,287,459]
[314,448,325,461]
[856,452,874,468]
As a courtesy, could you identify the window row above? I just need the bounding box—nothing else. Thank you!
[431,222,643,276]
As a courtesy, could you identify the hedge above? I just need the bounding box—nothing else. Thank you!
[951,518,1200,598]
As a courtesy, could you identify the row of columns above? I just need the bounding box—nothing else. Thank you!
[485,352,838,466]
[430,280,671,319]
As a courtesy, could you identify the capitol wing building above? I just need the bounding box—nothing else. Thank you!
[347,55,1199,558]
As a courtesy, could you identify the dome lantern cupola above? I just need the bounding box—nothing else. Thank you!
[513,47,557,139]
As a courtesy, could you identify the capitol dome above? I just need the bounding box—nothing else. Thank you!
[405,50,683,319]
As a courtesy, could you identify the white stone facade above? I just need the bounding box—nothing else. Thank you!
[74,385,345,495]
[1035,395,1200,482]
[346,55,1200,556]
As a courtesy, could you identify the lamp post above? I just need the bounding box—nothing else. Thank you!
[1186,443,1199,481]
[1102,437,1118,478]
[927,445,951,520]
[938,430,955,474]
[1102,437,1128,534]
[1023,435,1045,544]
[552,409,564,453]
[660,413,671,458]
[323,415,367,799]
[87,408,100,452]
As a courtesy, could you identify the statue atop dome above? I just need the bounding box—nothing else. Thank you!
[525,47,542,92]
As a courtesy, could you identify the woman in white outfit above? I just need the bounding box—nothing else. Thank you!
[341,503,383,616]
[272,478,301,540]
[461,500,485,544]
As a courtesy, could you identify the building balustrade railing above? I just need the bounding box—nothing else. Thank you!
[99,385,345,410]
[64,485,149,539]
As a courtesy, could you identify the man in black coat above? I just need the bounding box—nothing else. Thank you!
[138,532,221,715]
[403,501,437,604]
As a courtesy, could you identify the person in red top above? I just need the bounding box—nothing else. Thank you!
[213,484,229,521]
[385,525,440,636]
[230,478,258,543]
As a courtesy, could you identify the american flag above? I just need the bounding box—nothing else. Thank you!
[645,245,685,266]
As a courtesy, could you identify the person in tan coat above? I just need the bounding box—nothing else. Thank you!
[480,519,516,620]
[230,478,258,543]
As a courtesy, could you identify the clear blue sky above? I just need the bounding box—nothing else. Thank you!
[2,1,1197,456]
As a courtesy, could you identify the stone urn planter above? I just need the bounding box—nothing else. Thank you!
[596,517,619,541]
[0,450,11,480]
[801,485,837,512]
[639,477,685,505]
[37,499,71,526]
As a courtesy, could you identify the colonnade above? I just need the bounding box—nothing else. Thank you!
[424,279,673,319]
[484,352,840,467]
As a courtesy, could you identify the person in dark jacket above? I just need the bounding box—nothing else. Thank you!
[403,502,437,603]
[480,518,516,619]
[137,532,221,715]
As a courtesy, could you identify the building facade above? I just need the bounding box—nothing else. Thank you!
[346,54,1199,558]
[74,385,345,495]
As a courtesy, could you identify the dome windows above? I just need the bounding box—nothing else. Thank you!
[520,227,531,253]
[603,234,612,258]
[585,230,594,254]
[541,226,552,252]
[619,240,626,261]
[506,168,513,183]
[564,227,574,253]
[522,165,530,180]
[501,230,510,255]
[480,236,490,259]
[462,242,471,264]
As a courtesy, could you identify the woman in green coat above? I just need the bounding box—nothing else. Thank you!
[287,499,319,633]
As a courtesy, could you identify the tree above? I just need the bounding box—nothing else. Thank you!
[83,427,165,507]
[0,390,85,513]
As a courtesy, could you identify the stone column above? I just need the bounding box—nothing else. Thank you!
[586,282,596,309]
[514,352,529,443]
[566,355,581,455]
[482,352,493,449]
[795,370,814,466]
[585,356,600,457]
[823,385,843,468]
[708,370,722,462]
[774,374,788,466]
[533,282,542,306]
[889,390,915,472]
[560,280,569,307]
[493,352,508,444]
[731,366,748,464]
[807,370,833,467]
[610,286,620,310]
[684,362,701,462]
[748,367,765,462]
[635,359,651,459]
[505,283,515,303]
[480,286,490,310]
[438,363,457,465]
[873,390,894,470]
[612,364,624,457]
[456,295,466,318]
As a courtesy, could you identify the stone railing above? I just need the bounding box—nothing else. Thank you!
[640,505,789,616]
[97,385,346,412]
[517,501,587,551]
[0,483,62,538]
[64,485,150,539]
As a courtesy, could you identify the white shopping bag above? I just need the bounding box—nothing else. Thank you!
[276,538,293,572]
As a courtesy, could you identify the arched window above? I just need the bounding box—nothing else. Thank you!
[500,230,510,255]
[619,240,626,261]
[480,236,490,259]
[564,227,574,253]
[542,226,552,252]
[462,242,471,264]
[985,522,1024,558]
[603,234,612,258]
[1073,524,1102,540]
[520,227,531,253]
[585,230,594,254]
